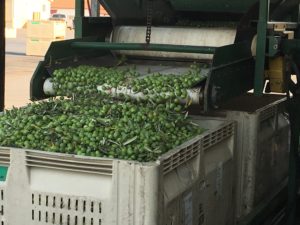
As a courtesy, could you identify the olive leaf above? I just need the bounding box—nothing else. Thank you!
[123,136,138,146]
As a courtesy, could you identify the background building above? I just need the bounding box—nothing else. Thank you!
[5,0,51,29]
[51,0,109,18]
[5,0,108,37]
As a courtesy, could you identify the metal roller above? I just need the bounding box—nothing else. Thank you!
[97,85,203,105]
[43,78,55,96]
[111,26,238,60]
[43,78,204,105]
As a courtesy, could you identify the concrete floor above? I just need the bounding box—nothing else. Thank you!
[5,54,42,108]
[5,29,73,109]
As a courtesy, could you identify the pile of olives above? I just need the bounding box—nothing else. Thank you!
[0,64,206,162]
[52,66,139,97]
[0,97,203,162]
[128,65,203,107]
[52,64,204,109]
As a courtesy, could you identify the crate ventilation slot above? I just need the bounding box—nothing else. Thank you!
[198,203,205,225]
[0,149,10,166]
[0,188,5,224]
[26,152,113,176]
[202,123,234,151]
[162,122,234,174]
[31,193,102,225]
[260,106,276,122]
[162,138,202,175]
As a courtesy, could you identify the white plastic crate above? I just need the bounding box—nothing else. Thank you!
[202,120,235,225]
[0,118,235,225]
[26,37,64,56]
[27,20,66,39]
[220,94,289,222]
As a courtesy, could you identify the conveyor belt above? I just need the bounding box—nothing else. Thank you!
[44,63,209,106]
[111,26,238,60]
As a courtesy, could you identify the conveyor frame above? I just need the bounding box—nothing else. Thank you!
[30,0,300,224]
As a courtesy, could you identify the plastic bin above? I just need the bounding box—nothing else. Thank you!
[202,120,235,225]
[27,20,66,39]
[220,94,289,221]
[0,118,235,225]
[26,37,64,56]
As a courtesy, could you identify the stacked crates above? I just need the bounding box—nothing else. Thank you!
[0,94,289,225]
[220,94,289,222]
[26,21,66,56]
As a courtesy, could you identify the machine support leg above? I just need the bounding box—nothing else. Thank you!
[0,0,5,111]
[254,0,269,95]
[91,0,100,17]
[287,96,300,225]
[75,0,84,38]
